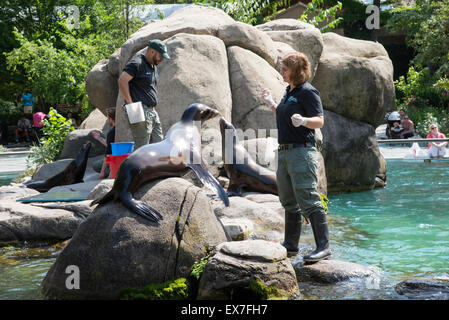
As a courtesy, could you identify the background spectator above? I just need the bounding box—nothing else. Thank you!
[15,115,32,143]
[426,124,447,158]
[400,115,415,138]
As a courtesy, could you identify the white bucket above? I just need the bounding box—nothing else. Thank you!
[125,102,145,124]
[23,105,32,114]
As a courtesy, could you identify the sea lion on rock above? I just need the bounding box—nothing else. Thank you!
[91,103,229,223]
[25,142,93,192]
[219,117,278,195]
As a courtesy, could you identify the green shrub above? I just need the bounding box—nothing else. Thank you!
[399,104,449,138]
[190,254,210,280]
[119,278,189,300]
[27,108,74,167]
[0,98,21,114]
[394,67,444,108]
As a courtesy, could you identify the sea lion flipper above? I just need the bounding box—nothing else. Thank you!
[187,163,230,207]
[24,180,49,193]
[130,199,163,222]
[227,184,247,197]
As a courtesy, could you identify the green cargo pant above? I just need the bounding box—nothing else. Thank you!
[276,146,323,218]
[129,105,163,150]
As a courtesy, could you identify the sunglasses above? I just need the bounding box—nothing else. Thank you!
[431,127,437,130]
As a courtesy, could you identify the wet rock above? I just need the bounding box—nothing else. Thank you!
[198,240,299,299]
[293,259,380,284]
[41,178,228,299]
[395,278,449,299]
[0,201,84,242]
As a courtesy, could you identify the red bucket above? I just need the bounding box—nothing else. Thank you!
[105,154,130,179]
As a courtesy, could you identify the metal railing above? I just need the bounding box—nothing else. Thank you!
[377,138,449,143]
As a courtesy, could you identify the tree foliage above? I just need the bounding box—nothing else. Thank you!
[1,0,155,108]
[27,108,74,167]
[298,0,343,32]
[386,0,449,76]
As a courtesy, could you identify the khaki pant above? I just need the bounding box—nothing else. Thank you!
[129,106,163,150]
[276,146,323,218]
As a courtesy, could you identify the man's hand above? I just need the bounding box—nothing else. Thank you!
[262,89,276,107]
[291,114,307,127]
[91,130,101,141]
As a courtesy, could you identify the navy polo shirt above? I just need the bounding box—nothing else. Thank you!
[276,82,323,144]
[124,54,158,107]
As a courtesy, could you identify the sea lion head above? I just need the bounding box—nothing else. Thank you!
[219,117,236,136]
[181,103,220,122]
[75,141,92,165]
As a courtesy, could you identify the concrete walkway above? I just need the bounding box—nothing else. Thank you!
[0,147,30,173]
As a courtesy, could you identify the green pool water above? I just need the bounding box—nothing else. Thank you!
[329,159,449,280]
[0,171,22,186]
[0,160,448,299]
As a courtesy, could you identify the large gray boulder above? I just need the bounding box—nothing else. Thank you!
[79,108,109,133]
[41,178,228,299]
[198,240,299,299]
[106,5,235,78]
[321,110,385,193]
[228,46,284,131]
[257,19,324,80]
[85,60,118,111]
[312,32,395,127]
[0,201,84,241]
[60,129,106,159]
[115,33,232,176]
[217,22,278,67]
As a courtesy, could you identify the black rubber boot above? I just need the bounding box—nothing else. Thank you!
[303,209,331,263]
[281,211,302,257]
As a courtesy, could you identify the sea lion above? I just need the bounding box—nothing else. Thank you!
[219,117,278,195]
[91,103,229,223]
[25,141,92,192]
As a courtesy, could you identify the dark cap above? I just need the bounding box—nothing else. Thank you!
[148,39,170,59]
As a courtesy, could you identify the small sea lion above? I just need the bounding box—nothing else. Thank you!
[91,103,229,223]
[219,117,278,196]
[25,142,92,192]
